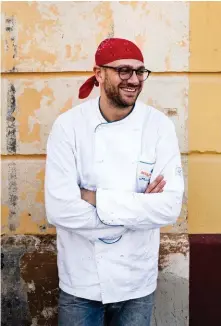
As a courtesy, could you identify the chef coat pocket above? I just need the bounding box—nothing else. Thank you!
[136,159,155,193]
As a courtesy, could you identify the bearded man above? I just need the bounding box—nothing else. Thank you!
[45,38,184,326]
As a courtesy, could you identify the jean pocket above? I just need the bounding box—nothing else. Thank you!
[136,160,155,193]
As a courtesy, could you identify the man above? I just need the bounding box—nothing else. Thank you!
[45,38,184,326]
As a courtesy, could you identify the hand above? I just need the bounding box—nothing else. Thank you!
[145,175,166,194]
[80,188,96,206]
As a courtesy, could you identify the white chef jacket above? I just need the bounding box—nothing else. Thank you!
[45,97,184,304]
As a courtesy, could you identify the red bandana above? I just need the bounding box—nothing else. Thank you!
[78,38,144,99]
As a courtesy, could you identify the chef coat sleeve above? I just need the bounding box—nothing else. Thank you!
[45,117,125,242]
[96,119,184,230]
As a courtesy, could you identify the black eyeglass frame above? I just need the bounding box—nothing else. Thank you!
[99,65,151,81]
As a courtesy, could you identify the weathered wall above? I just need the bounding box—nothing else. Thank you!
[1,1,219,325]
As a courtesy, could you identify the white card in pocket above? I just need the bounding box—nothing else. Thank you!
[136,160,155,193]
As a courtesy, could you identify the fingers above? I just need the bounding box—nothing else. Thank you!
[151,179,166,193]
[145,175,166,193]
[145,175,163,193]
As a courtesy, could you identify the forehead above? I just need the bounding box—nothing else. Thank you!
[108,59,144,68]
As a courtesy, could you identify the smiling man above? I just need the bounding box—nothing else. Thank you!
[45,38,184,326]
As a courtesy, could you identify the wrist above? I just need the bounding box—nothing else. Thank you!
[81,188,96,207]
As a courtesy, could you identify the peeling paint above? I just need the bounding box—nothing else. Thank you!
[31,317,38,326]
[119,1,139,10]
[135,34,146,51]
[41,307,57,320]
[140,2,150,15]
[20,249,58,325]
[27,280,36,292]
[49,4,59,16]
[65,44,72,58]
[2,75,188,154]
[21,192,27,200]
[15,84,55,144]
[8,162,18,231]
[72,43,82,62]
[164,252,189,279]
[2,160,56,234]
[2,2,189,72]
[16,211,48,234]
[2,1,58,71]
[16,88,41,143]
[6,83,17,153]
[1,205,9,234]
[60,97,73,113]
[163,108,178,117]
[1,239,32,325]
[1,235,58,326]
[4,16,17,71]
[93,2,114,44]
[1,155,187,234]
[159,234,189,271]
[36,169,45,204]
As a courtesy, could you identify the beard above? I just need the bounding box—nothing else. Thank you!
[103,74,142,109]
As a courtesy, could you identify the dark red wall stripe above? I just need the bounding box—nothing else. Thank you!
[189,234,221,326]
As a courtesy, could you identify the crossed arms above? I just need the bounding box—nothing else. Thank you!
[45,118,184,242]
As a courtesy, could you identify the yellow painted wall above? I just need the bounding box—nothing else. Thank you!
[189,2,221,72]
[189,2,221,233]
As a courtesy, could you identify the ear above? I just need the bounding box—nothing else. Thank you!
[93,65,105,84]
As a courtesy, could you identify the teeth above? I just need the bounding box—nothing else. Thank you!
[123,88,136,92]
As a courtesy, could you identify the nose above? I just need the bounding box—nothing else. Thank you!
[127,71,140,85]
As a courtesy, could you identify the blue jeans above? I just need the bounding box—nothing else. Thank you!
[58,289,154,326]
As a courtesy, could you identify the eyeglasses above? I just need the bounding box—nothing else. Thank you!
[100,65,151,81]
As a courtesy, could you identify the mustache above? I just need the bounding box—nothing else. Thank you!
[119,82,141,88]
